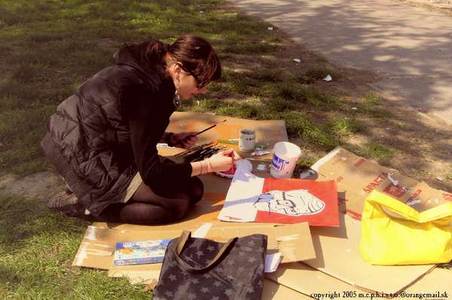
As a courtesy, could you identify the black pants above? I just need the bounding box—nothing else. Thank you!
[97,177,204,225]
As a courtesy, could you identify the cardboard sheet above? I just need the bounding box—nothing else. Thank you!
[267,262,361,298]
[262,279,310,300]
[166,112,288,160]
[405,267,452,296]
[267,263,451,299]
[274,264,451,298]
[73,221,315,270]
[303,214,434,294]
[312,147,452,219]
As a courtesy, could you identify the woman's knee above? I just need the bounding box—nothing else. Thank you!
[169,195,191,220]
[114,201,190,225]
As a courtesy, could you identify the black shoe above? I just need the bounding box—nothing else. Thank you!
[47,191,78,209]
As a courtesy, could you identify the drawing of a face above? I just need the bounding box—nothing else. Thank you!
[253,189,325,216]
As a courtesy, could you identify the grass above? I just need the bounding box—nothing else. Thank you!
[0,0,393,176]
[0,195,150,299]
[0,0,404,297]
[352,142,395,164]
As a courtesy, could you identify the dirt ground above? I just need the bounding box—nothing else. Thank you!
[398,0,452,13]
[275,37,452,193]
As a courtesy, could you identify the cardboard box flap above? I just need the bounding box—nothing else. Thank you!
[312,147,452,219]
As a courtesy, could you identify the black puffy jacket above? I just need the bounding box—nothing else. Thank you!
[41,41,192,216]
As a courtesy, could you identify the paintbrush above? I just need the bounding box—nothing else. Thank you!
[174,142,216,158]
[193,119,227,136]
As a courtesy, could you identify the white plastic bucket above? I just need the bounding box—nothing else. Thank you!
[270,142,302,178]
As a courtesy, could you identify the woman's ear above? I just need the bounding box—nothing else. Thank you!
[173,63,183,74]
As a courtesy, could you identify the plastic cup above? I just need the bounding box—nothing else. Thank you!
[270,142,302,178]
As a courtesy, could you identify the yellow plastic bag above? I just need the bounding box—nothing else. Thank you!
[359,190,452,265]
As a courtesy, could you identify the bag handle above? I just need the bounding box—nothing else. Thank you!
[173,231,237,274]
[366,190,452,223]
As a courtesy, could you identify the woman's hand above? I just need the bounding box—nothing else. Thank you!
[206,149,241,173]
[169,132,198,148]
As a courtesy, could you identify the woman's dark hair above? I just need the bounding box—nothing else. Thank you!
[126,35,221,87]
[167,34,221,87]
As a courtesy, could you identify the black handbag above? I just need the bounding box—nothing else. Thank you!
[153,231,267,300]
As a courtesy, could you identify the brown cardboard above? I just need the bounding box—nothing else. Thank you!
[267,263,451,299]
[405,267,452,296]
[262,279,311,300]
[204,222,315,264]
[106,222,315,289]
[267,262,363,298]
[166,112,288,159]
[108,264,161,286]
[303,214,434,294]
[73,221,315,270]
[312,147,452,219]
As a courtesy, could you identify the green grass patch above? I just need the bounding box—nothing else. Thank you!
[355,142,395,163]
[329,117,362,136]
[0,195,150,299]
[358,92,391,118]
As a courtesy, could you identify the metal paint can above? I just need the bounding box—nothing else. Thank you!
[239,128,256,152]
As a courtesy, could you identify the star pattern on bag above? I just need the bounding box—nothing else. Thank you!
[224,289,234,296]
[155,234,266,299]
[164,291,173,298]
[242,246,253,252]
